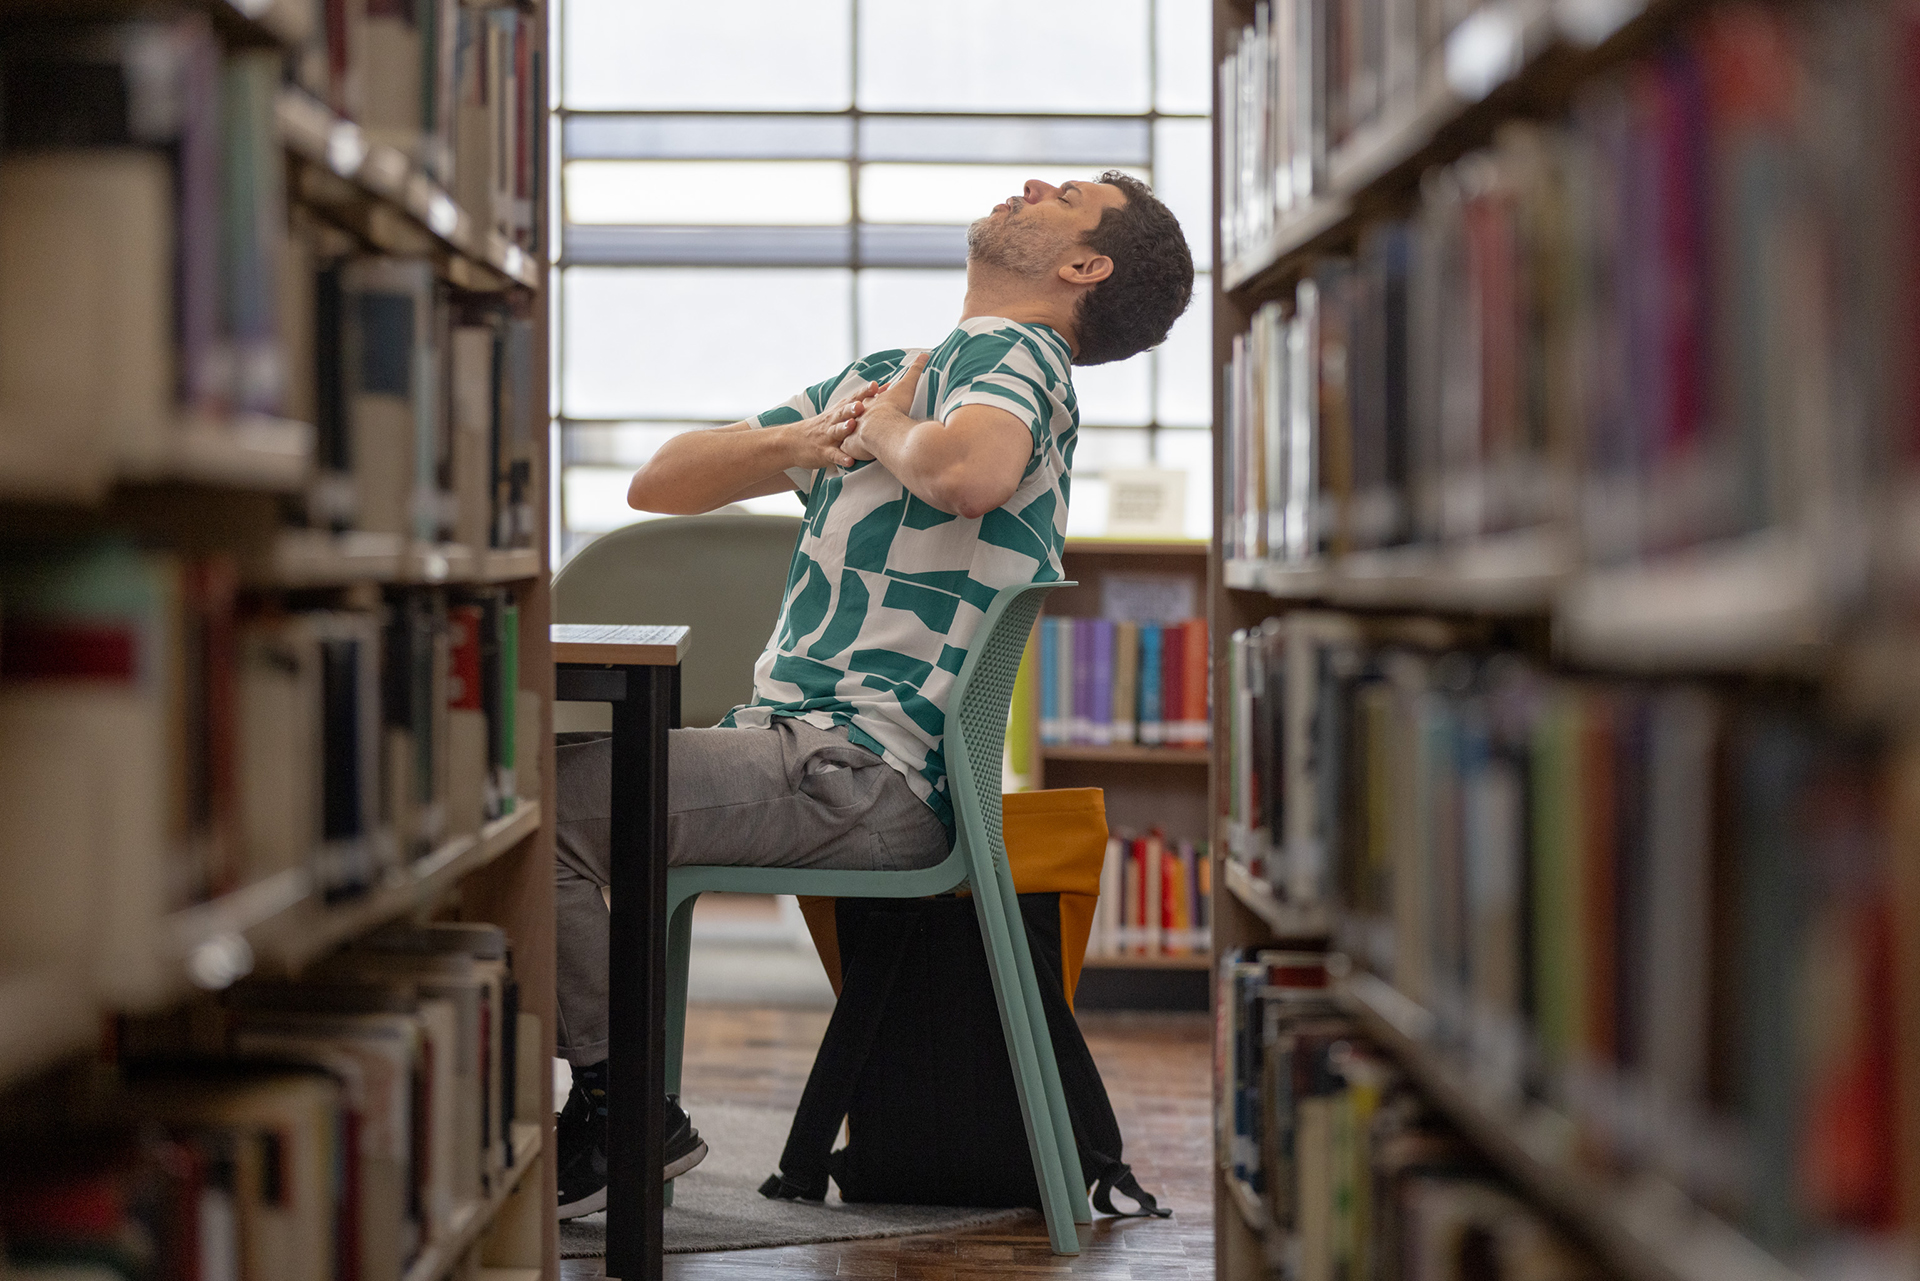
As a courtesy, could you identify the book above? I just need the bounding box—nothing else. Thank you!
[1139,623,1164,745]
[1112,620,1139,745]
[1090,619,1114,747]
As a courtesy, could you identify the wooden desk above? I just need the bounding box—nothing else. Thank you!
[552,623,690,1281]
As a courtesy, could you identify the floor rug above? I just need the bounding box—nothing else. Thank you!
[557,1098,1033,1255]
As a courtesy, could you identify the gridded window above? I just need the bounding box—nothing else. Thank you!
[554,0,1214,558]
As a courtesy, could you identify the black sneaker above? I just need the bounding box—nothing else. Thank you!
[664,1095,709,1181]
[556,1073,709,1217]
[556,1068,607,1219]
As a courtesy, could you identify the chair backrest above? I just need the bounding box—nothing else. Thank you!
[552,514,803,729]
[945,581,1068,877]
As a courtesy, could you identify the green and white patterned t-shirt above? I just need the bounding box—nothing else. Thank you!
[720,316,1079,837]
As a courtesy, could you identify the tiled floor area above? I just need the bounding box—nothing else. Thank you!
[560,1003,1214,1279]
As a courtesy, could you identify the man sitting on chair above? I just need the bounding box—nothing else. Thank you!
[555,171,1194,1218]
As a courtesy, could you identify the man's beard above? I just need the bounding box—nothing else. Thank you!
[966,210,1066,277]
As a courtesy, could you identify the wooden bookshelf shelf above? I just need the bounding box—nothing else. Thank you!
[1063,537,1209,556]
[1221,860,1333,941]
[278,90,541,292]
[259,532,545,588]
[1042,744,1210,765]
[479,548,545,583]
[1222,528,1569,616]
[1556,530,1832,672]
[1221,0,1661,296]
[120,414,316,491]
[168,803,542,983]
[1082,953,1211,971]
[1337,972,1802,1281]
[0,413,316,506]
[405,1121,545,1281]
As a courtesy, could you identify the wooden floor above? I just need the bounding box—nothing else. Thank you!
[560,1004,1214,1280]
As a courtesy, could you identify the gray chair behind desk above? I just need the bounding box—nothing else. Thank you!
[550,513,803,732]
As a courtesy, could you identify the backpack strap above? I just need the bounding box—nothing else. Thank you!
[1089,1162,1173,1219]
[761,906,917,1202]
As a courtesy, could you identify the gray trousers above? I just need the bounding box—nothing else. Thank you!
[554,718,950,1065]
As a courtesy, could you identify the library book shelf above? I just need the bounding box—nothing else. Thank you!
[1208,0,1920,1279]
[0,0,559,1277]
[1017,538,1216,1008]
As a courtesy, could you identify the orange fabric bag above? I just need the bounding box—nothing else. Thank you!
[799,787,1109,1008]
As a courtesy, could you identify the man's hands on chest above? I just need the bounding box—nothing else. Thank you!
[783,379,881,471]
[845,353,1035,520]
[625,356,1037,519]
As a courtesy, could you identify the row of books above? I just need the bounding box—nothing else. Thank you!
[1,922,537,1281]
[0,540,533,1005]
[1090,831,1212,958]
[292,0,543,251]
[0,18,293,487]
[1220,0,1485,267]
[297,252,539,552]
[0,16,543,522]
[1218,951,1603,1280]
[1036,616,1210,747]
[1223,0,1904,570]
[1225,613,1904,1251]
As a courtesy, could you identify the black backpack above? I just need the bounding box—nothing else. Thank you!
[758,892,1172,1217]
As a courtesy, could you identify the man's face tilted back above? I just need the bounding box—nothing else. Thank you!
[966,179,1129,282]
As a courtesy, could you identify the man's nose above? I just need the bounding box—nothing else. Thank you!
[1022,180,1057,204]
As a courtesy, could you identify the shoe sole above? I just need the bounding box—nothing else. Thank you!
[557,1185,607,1220]
[664,1139,709,1182]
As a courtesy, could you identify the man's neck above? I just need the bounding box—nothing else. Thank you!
[958,265,1079,356]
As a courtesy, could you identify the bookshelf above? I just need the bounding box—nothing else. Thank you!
[0,0,558,1277]
[1210,0,1919,1278]
[1024,539,1215,993]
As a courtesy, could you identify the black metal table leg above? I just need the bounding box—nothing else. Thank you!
[604,663,678,1280]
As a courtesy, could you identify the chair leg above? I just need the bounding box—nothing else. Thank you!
[966,865,1082,1256]
[992,861,1092,1226]
[662,890,700,1207]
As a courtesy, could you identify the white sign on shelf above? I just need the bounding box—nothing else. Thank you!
[1104,468,1187,539]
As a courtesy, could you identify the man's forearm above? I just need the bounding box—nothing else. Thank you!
[627,421,794,514]
[858,406,1034,521]
[857,415,982,516]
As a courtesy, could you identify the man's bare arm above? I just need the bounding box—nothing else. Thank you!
[627,393,873,514]
[845,353,1034,520]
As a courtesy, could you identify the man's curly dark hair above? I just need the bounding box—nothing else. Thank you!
[1071,170,1195,366]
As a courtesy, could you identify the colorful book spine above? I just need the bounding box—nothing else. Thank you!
[1140,624,1165,745]
[1161,623,1185,750]
[1072,618,1094,745]
[1090,619,1115,747]
[1113,620,1139,746]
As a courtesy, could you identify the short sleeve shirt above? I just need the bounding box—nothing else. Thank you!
[720,317,1080,837]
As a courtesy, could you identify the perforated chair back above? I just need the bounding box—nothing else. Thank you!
[944,582,1053,887]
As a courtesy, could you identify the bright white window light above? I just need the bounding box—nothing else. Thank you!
[562,267,852,420]
[565,161,852,226]
[858,0,1148,114]
[857,270,968,353]
[565,0,852,111]
[858,164,1146,225]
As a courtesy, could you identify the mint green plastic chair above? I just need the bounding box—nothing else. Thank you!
[662,581,1091,1255]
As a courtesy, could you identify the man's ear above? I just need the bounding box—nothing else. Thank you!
[1057,252,1114,288]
